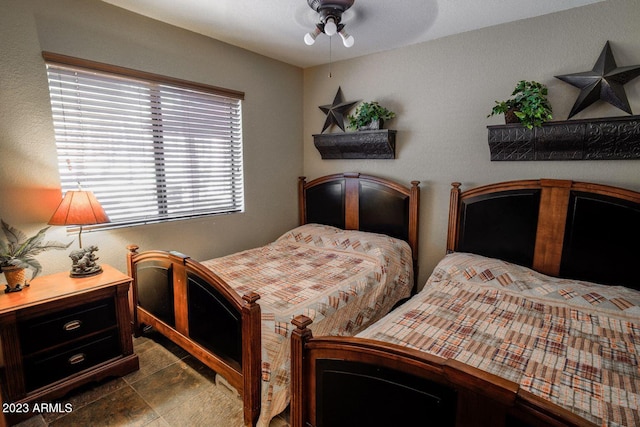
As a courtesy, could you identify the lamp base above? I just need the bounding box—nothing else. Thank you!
[69,245,103,278]
[70,265,103,278]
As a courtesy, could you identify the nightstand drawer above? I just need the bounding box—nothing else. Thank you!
[23,331,120,392]
[19,298,116,355]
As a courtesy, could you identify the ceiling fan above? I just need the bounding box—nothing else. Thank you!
[304,0,355,48]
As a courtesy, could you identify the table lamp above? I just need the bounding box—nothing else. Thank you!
[48,190,110,277]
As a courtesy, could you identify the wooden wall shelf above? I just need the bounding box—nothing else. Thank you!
[313,129,396,159]
[487,115,640,161]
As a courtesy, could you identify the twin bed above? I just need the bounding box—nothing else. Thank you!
[290,178,640,427]
[126,173,420,426]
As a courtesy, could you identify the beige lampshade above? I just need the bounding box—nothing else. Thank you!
[48,190,110,226]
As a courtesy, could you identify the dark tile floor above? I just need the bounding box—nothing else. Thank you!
[14,332,289,427]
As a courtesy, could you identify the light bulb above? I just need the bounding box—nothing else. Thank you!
[304,26,322,46]
[324,18,337,36]
[304,32,317,46]
[339,29,354,48]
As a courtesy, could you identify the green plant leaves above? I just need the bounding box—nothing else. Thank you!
[347,101,395,130]
[1,219,71,279]
[488,80,553,129]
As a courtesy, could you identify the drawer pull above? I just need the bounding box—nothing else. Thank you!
[63,320,83,331]
[68,353,86,365]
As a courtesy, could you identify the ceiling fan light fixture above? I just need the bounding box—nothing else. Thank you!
[305,0,355,47]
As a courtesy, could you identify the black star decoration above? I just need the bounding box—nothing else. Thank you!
[555,41,640,119]
[319,87,358,133]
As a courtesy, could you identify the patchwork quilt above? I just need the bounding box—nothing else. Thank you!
[359,252,640,427]
[201,223,413,426]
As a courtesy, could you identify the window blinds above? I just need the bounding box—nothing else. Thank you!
[45,59,244,228]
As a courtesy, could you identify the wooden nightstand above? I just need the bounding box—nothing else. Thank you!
[0,265,139,424]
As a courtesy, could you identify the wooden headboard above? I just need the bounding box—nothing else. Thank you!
[299,172,420,274]
[446,178,640,290]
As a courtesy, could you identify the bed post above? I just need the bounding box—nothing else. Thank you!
[298,176,307,225]
[242,292,262,427]
[126,244,141,336]
[446,183,462,253]
[291,315,314,427]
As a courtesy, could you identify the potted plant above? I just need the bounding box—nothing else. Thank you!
[488,80,553,129]
[0,220,70,292]
[348,101,396,131]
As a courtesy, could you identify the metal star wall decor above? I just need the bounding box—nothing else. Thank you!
[555,41,640,119]
[318,87,358,133]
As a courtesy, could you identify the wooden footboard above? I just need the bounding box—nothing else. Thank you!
[126,246,261,426]
[290,315,595,427]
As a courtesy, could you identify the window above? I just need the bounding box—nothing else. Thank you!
[43,52,244,229]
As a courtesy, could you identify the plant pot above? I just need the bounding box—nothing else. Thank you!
[504,108,520,124]
[2,266,27,293]
[358,119,384,131]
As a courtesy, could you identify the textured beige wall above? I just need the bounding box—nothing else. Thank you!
[0,0,303,276]
[2,0,639,284]
[303,0,640,287]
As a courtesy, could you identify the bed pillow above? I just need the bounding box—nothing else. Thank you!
[276,223,342,246]
[427,252,640,316]
[277,223,413,269]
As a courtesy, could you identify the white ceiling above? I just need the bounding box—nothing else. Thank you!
[101,0,604,68]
